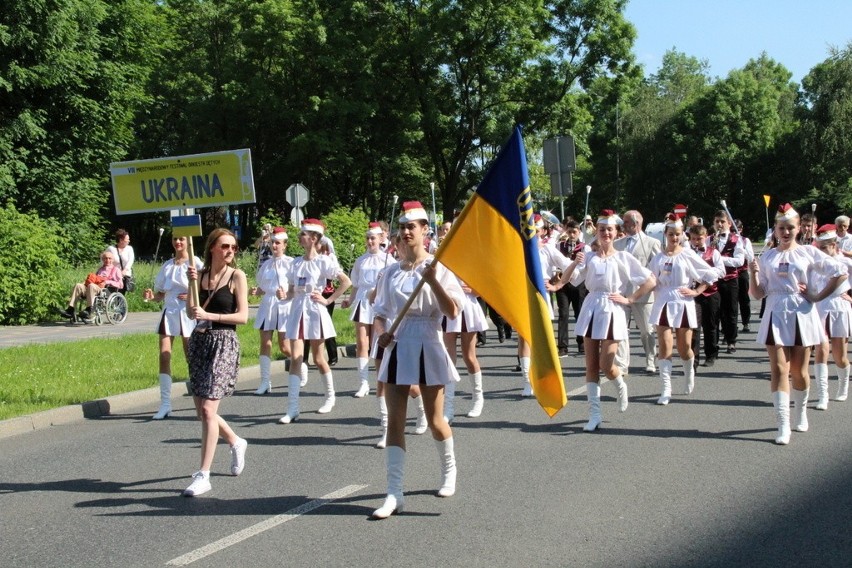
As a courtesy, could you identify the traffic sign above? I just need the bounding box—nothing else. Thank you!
[290,207,305,226]
[286,183,310,207]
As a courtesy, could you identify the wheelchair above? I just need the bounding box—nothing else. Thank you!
[71,286,128,325]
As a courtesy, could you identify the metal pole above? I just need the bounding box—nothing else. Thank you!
[584,185,592,219]
[429,182,437,231]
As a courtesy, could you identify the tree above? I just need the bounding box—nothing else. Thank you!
[0,0,165,263]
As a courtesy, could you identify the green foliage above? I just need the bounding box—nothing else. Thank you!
[0,204,63,324]
[321,206,370,273]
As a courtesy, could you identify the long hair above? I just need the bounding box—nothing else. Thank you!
[201,228,237,274]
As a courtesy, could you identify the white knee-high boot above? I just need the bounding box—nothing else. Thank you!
[317,372,336,413]
[372,446,405,519]
[584,382,602,431]
[299,362,309,387]
[152,373,172,419]
[815,362,829,410]
[835,364,850,401]
[435,437,457,497]
[791,388,809,432]
[255,355,272,395]
[773,390,791,445]
[278,374,301,424]
[613,373,628,412]
[375,396,388,449]
[354,357,370,398]
[682,356,695,395]
[657,359,672,405]
[414,395,428,434]
[467,371,484,417]
[443,381,455,423]
[520,357,532,396]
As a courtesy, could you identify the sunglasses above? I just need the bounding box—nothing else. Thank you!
[218,243,239,252]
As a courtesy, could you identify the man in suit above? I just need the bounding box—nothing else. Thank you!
[614,210,661,374]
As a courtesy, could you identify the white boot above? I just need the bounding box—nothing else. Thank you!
[584,382,602,431]
[683,357,695,395]
[278,374,301,424]
[414,395,428,434]
[835,364,850,401]
[372,446,405,519]
[791,388,809,432]
[773,390,791,445]
[815,362,829,410]
[520,356,532,396]
[443,381,455,424]
[376,396,388,449]
[436,437,457,497]
[152,373,172,419]
[255,355,272,395]
[467,371,484,417]
[354,357,370,398]
[299,362,309,387]
[613,374,628,412]
[656,360,672,405]
[317,372,336,413]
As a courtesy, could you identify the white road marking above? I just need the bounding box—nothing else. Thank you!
[166,484,368,566]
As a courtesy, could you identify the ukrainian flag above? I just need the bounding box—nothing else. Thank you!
[435,126,566,417]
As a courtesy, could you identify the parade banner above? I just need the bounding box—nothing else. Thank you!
[110,149,255,215]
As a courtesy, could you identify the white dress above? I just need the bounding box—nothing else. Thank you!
[569,251,652,340]
[373,258,464,386]
[442,275,489,333]
[757,246,846,346]
[254,255,293,331]
[810,253,852,339]
[539,243,570,319]
[349,251,396,324]
[154,256,203,337]
[285,255,342,340]
[648,248,723,329]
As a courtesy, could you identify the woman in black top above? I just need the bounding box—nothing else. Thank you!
[182,228,250,497]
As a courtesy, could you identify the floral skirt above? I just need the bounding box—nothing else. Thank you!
[188,328,240,399]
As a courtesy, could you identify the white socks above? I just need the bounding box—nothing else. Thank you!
[317,372,335,413]
[520,357,532,396]
[467,371,484,417]
[773,390,791,445]
[814,362,829,410]
[834,363,849,401]
[613,374,628,412]
[584,382,602,431]
[682,357,695,395]
[278,374,301,424]
[255,355,272,395]
[657,359,672,405]
[354,357,370,398]
[152,373,172,419]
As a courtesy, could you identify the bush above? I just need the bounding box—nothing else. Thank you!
[320,206,370,273]
[0,204,63,324]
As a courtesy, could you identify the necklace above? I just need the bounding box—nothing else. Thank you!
[206,265,229,291]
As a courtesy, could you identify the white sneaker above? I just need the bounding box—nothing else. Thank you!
[183,471,211,497]
[230,438,247,476]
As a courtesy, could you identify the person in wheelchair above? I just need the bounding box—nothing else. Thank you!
[58,250,124,321]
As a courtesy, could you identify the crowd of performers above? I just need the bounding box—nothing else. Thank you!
[142,201,852,512]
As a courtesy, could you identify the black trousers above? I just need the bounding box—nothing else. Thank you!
[695,292,721,361]
[322,292,338,363]
[555,283,586,349]
[737,270,751,327]
[716,277,739,345]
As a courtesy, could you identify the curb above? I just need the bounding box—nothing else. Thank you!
[0,343,356,441]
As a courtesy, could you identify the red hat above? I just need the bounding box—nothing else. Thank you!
[367,221,383,235]
[664,212,683,228]
[816,223,837,241]
[301,218,325,235]
[775,203,798,222]
[597,209,619,225]
[272,227,288,241]
[399,201,428,223]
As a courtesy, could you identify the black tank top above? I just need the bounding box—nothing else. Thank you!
[199,269,237,330]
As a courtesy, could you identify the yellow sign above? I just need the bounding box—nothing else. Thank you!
[763,194,771,208]
[110,149,255,214]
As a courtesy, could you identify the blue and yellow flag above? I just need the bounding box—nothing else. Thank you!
[435,126,566,417]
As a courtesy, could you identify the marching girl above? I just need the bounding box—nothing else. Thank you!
[648,214,723,405]
[748,204,847,445]
[442,274,489,420]
[810,224,852,408]
[550,209,656,431]
[144,236,204,420]
[341,222,394,398]
[251,227,297,395]
[278,219,351,423]
[371,201,464,520]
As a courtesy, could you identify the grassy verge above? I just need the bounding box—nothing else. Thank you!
[0,310,354,421]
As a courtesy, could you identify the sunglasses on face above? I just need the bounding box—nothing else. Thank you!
[219,243,239,252]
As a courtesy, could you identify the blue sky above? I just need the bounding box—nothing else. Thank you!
[625,0,852,84]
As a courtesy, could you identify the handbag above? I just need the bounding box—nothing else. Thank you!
[116,248,135,292]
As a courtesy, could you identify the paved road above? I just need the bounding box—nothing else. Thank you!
[1,325,850,567]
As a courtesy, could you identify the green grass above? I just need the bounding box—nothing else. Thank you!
[0,310,354,421]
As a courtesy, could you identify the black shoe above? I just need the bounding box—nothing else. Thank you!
[57,306,74,319]
[512,365,522,372]
[726,344,737,354]
[558,347,569,358]
[328,358,338,367]
[79,308,93,322]
[504,325,513,339]
[577,344,585,355]
[742,325,751,333]
[704,358,716,367]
